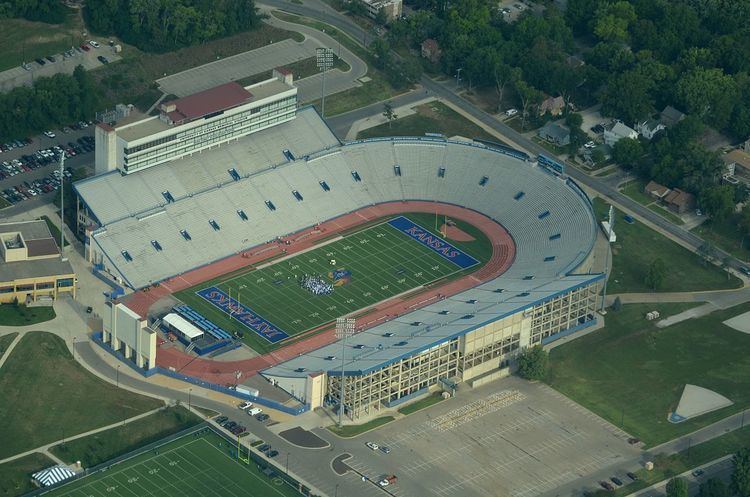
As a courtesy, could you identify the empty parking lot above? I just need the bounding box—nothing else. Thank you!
[340,377,641,497]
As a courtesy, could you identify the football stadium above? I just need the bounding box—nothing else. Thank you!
[74,77,603,421]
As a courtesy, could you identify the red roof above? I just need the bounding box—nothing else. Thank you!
[163,82,252,124]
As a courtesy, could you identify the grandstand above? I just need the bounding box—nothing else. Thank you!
[77,106,603,420]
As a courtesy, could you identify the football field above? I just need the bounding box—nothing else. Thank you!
[46,429,300,497]
[175,213,487,352]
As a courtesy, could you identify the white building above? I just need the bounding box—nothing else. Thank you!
[635,119,666,140]
[95,71,297,175]
[357,0,402,20]
[604,121,638,146]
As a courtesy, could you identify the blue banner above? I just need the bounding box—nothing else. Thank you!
[387,216,479,269]
[196,287,289,343]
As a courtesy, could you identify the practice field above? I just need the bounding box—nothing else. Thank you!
[46,429,300,497]
[175,213,489,352]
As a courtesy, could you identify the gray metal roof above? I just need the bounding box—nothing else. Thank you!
[262,273,602,378]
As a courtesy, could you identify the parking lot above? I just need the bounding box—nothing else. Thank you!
[341,377,641,497]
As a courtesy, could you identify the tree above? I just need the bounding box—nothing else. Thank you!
[600,70,656,125]
[512,70,542,130]
[740,208,750,249]
[612,138,643,168]
[676,67,738,129]
[698,478,729,497]
[382,102,397,129]
[666,477,688,497]
[700,185,735,224]
[732,448,750,497]
[516,345,548,380]
[698,241,716,266]
[645,258,667,290]
[375,8,388,26]
[565,112,583,129]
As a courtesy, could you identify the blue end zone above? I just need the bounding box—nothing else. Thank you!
[387,216,479,269]
[196,287,289,343]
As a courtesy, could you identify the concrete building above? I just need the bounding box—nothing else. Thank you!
[94,74,297,175]
[0,220,76,304]
[538,122,571,147]
[356,0,402,21]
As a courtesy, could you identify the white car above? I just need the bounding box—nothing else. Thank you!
[43,131,56,138]
[89,40,100,49]
[238,401,253,410]
[584,141,596,149]
[505,108,518,117]
[248,407,262,416]
[366,442,379,451]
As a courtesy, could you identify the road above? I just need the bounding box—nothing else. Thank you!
[258,0,748,274]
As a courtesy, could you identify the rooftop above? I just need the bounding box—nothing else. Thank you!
[161,82,251,124]
[0,253,74,282]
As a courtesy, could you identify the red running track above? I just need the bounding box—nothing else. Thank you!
[122,201,515,385]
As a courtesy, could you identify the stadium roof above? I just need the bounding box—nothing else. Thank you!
[163,313,204,340]
[262,273,603,378]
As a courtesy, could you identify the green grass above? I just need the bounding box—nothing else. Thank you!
[0,13,85,72]
[0,304,55,326]
[692,213,750,263]
[0,452,55,497]
[51,407,202,467]
[175,213,490,353]
[192,406,220,419]
[0,331,163,459]
[235,54,349,87]
[0,333,18,358]
[620,181,685,225]
[271,11,405,116]
[357,101,499,142]
[398,393,444,415]
[45,429,302,497]
[40,215,69,247]
[589,424,750,497]
[593,198,741,293]
[327,416,395,437]
[0,196,10,209]
[547,301,750,447]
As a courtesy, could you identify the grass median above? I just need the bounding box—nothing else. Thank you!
[0,304,55,326]
[328,416,395,438]
[398,393,444,415]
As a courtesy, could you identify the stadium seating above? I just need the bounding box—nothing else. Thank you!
[174,305,232,341]
[80,109,597,290]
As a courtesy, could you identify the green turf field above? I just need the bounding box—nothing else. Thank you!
[175,213,490,353]
[46,429,301,497]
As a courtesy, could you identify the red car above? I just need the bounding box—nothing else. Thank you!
[80,44,90,52]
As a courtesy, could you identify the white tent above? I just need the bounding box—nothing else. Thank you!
[32,464,76,487]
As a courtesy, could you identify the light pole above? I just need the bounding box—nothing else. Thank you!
[334,484,339,497]
[316,47,334,118]
[116,364,120,388]
[455,68,463,89]
[335,318,356,427]
[285,452,289,474]
[188,388,192,413]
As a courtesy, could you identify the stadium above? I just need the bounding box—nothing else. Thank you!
[74,80,603,421]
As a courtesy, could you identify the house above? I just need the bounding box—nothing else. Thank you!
[603,121,638,146]
[644,181,695,213]
[421,39,441,64]
[538,96,566,117]
[723,149,750,177]
[664,188,695,213]
[644,180,671,201]
[538,122,570,147]
[660,105,686,127]
[635,119,665,140]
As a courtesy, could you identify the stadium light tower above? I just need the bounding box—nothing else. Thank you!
[335,317,356,427]
[316,47,334,118]
[59,151,66,261]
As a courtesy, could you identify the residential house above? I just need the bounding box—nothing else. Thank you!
[664,188,695,214]
[635,119,665,140]
[538,122,570,147]
[538,96,565,117]
[603,121,638,146]
[421,39,441,64]
[660,105,686,127]
[644,180,695,213]
[723,149,750,178]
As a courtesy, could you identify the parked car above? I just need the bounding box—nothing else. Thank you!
[505,108,518,117]
[584,141,596,149]
[248,407,262,416]
[238,401,253,410]
[89,40,100,48]
[591,124,605,134]
[258,444,270,452]
[224,421,237,430]
[97,55,109,64]
[255,413,269,421]
[268,450,279,458]
[611,477,623,486]
[740,267,750,276]
[599,481,614,491]
[215,416,228,424]
[379,446,391,454]
[36,58,46,66]
[378,475,397,487]
[43,131,56,139]
[626,472,638,481]
[45,55,56,63]
[692,469,704,478]
[366,442,379,451]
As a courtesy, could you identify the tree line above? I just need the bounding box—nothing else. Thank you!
[84,0,261,53]
[0,66,100,142]
[0,0,68,24]
[387,0,750,220]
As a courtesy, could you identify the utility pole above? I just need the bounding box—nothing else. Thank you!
[59,151,66,260]
[335,317,355,427]
[317,47,334,118]
[455,68,463,89]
